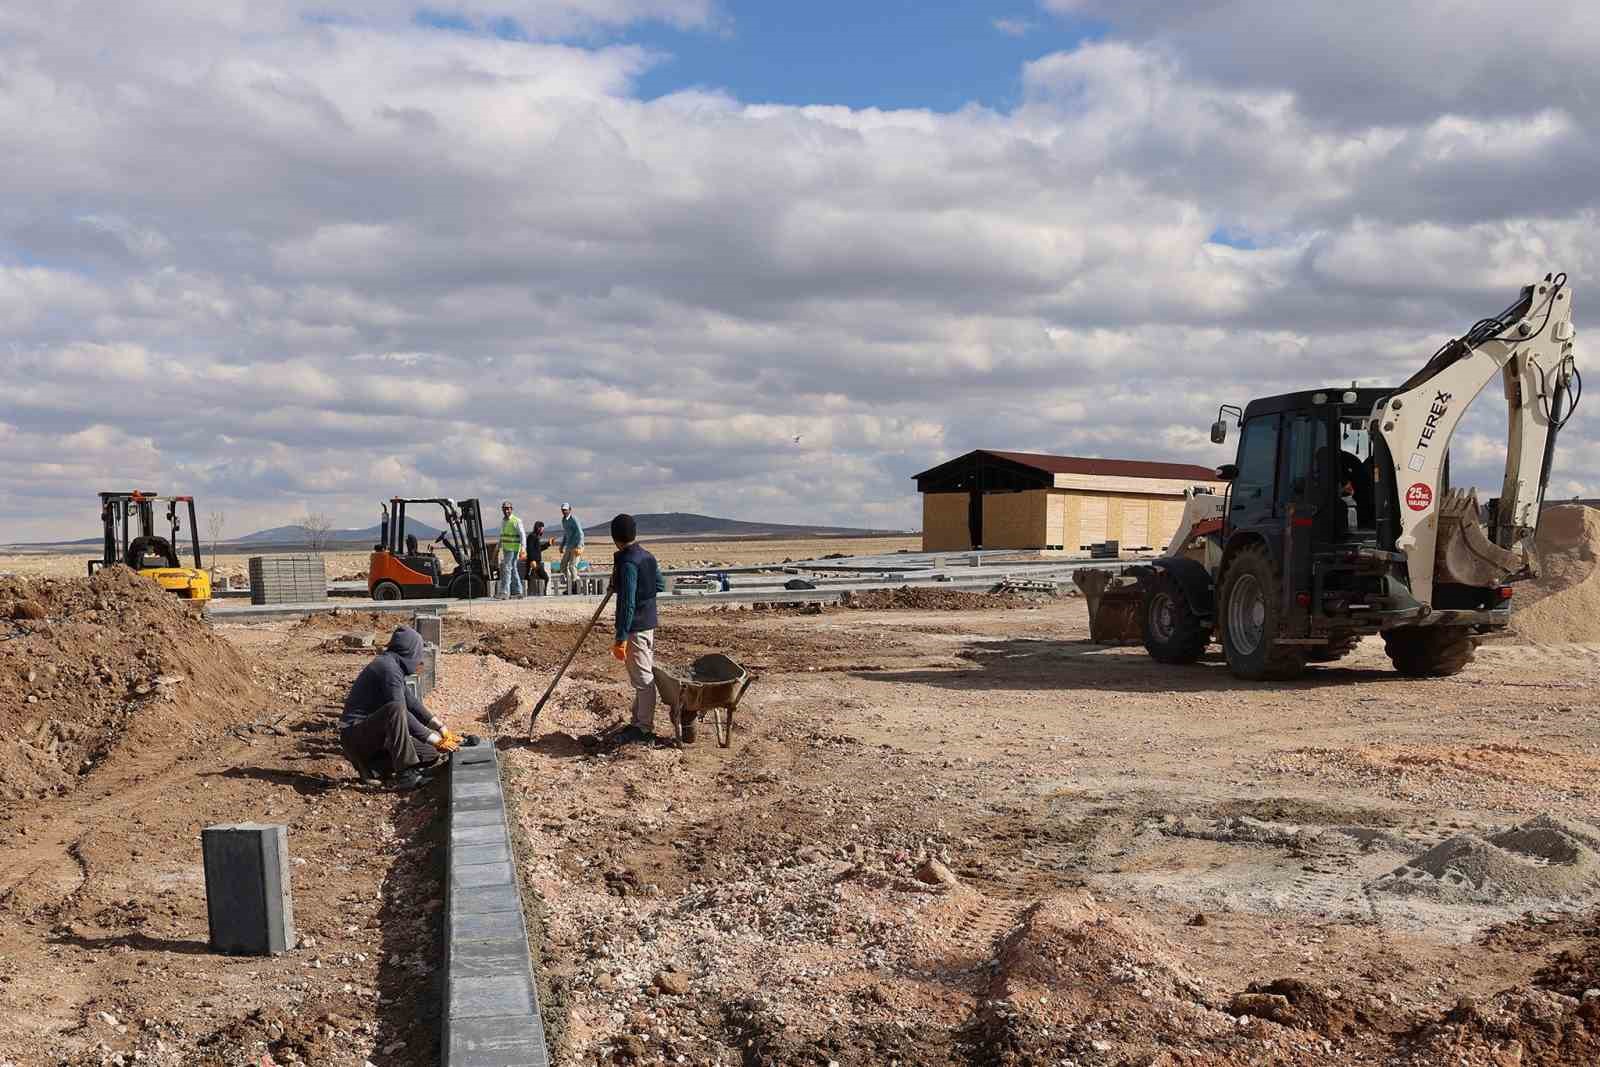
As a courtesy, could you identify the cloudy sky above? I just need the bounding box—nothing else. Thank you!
[2,0,1595,542]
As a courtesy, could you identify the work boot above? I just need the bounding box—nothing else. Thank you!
[611,724,654,747]
[386,768,428,791]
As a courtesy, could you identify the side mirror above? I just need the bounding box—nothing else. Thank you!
[1216,463,1238,482]
[1210,420,1228,444]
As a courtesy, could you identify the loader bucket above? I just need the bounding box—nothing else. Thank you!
[1435,488,1525,587]
[1073,568,1145,644]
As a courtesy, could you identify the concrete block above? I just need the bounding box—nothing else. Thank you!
[201,823,294,955]
[453,860,515,891]
[451,882,523,915]
[450,908,526,942]
[450,794,504,814]
[453,779,500,799]
[415,613,443,646]
[452,808,506,828]
[454,841,511,866]
[450,824,510,847]
[454,742,495,766]
[446,1016,550,1067]
[450,972,536,1018]
[419,642,438,699]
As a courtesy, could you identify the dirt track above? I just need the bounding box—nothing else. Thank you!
[4,592,1600,1065]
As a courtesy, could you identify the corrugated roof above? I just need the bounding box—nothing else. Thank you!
[977,450,1219,481]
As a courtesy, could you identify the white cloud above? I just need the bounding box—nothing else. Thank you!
[0,1,1595,541]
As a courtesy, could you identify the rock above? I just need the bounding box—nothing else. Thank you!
[1230,992,1291,1019]
[12,601,45,621]
[339,634,370,649]
[98,1012,118,1026]
[654,969,691,995]
[914,858,959,889]
[1584,989,1600,1001]
[1186,912,1209,926]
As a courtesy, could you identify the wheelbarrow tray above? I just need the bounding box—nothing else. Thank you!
[652,653,754,747]
[653,653,748,712]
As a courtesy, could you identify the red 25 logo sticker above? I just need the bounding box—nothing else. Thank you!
[1405,483,1433,511]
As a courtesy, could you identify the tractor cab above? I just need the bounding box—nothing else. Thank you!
[368,497,497,600]
[89,491,212,603]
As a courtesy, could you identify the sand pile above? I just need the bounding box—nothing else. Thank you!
[1370,815,1600,904]
[0,568,271,803]
[1512,504,1600,643]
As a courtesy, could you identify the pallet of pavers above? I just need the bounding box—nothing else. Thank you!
[248,554,328,605]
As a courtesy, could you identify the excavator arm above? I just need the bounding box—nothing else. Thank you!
[1372,273,1579,607]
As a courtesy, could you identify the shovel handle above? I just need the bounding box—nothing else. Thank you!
[530,587,613,726]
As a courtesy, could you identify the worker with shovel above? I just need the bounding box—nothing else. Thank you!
[339,626,463,789]
[609,513,668,746]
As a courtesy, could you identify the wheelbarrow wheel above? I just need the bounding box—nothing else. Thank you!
[713,706,732,748]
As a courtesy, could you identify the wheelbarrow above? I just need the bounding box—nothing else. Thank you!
[652,653,756,748]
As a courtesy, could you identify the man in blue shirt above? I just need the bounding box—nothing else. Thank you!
[557,502,585,594]
[608,513,667,745]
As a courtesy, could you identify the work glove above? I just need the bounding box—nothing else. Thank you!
[435,732,462,754]
[612,641,627,662]
[441,726,463,746]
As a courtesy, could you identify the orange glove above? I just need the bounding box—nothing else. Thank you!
[612,641,627,662]
[435,729,462,753]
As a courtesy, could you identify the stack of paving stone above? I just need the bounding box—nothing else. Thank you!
[445,742,549,1065]
[248,554,328,605]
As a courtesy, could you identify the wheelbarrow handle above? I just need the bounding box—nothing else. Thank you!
[729,673,756,711]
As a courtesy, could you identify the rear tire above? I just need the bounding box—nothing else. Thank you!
[1218,544,1306,681]
[372,580,403,601]
[1383,627,1476,677]
[450,573,488,599]
[1141,571,1210,664]
[1305,633,1361,663]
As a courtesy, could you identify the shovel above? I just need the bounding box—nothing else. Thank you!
[529,587,613,726]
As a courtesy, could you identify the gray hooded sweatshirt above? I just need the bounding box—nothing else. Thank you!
[340,626,437,730]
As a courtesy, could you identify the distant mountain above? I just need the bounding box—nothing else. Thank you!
[237,518,443,544]
[577,512,904,540]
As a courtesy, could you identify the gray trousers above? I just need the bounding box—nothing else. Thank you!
[339,701,422,774]
[626,629,657,731]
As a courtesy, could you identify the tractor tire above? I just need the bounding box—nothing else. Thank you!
[1305,632,1361,663]
[372,580,403,601]
[1141,570,1210,664]
[1383,627,1476,677]
[1217,544,1306,681]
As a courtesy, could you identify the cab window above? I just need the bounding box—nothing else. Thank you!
[1233,415,1280,506]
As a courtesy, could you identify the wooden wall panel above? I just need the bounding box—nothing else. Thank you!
[922,493,971,551]
[981,490,1049,549]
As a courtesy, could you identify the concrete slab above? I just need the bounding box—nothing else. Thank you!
[207,598,453,621]
[451,808,506,829]
[450,973,536,1018]
[449,908,526,942]
[454,841,511,866]
[453,860,515,891]
[450,794,504,814]
[446,1016,550,1067]
[454,743,496,766]
[450,883,523,916]
[450,941,534,981]
[450,824,510,847]
[452,780,500,799]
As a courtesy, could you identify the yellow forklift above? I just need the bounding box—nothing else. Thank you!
[88,491,212,603]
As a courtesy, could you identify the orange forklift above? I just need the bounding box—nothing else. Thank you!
[368,497,497,600]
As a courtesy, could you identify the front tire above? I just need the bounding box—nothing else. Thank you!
[1383,627,1476,677]
[1218,544,1306,681]
[372,580,403,601]
[1141,571,1210,664]
[450,573,488,599]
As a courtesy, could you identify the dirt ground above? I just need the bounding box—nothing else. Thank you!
[5,583,1600,1065]
[0,536,923,584]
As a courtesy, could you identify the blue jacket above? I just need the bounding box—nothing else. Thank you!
[562,513,584,549]
[613,543,664,640]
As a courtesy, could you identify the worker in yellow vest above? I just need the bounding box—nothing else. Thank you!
[496,500,527,599]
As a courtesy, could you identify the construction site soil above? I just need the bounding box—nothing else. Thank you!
[4,564,1600,1066]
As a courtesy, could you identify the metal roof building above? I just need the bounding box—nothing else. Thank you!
[913,449,1222,553]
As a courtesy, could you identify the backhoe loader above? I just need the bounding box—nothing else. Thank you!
[1077,272,1581,680]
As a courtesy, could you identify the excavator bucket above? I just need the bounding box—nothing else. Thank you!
[1073,568,1146,644]
[1435,488,1525,587]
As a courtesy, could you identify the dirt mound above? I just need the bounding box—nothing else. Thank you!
[1371,815,1600,904]
[1513,504,1600,643]
[0,568,272,804]
[840,586,1043,611]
